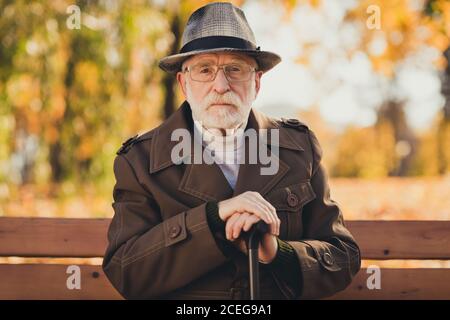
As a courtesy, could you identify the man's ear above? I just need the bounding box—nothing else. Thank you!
[254,70,263,98]
[176,71,187,98]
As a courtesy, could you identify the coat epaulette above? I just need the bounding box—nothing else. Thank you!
[116,133,153,155]
[280,118,309,133]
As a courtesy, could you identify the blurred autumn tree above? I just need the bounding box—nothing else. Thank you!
[1,0,248,189]
[1,1,164,188]
[277,0,449,177]
[347,0,449,176]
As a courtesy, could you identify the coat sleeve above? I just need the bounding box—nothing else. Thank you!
[275,129,361,299]
[102,154,228,299]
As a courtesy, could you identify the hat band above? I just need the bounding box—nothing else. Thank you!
[180,36,258,54]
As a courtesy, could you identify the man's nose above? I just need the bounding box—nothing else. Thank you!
[212,68,231,94]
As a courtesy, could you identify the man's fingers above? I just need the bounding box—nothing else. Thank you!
[252,201,273,224]
[225,193,281,240]
[255,193,279,230]
[247,192,277,225]
[225,213,241,240]
[254,192,277,214]
[239,192,281,236]
[232,212,249,239]
[242,214,260,232]
[252,192,279,236]
[251,200,279,235]
[270,215,280,236]
[226,212,264,240]
[277,216,281,235]
[242,198,271,224]
[220,191,279,229]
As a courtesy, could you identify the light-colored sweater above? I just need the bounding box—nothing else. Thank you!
[193,119,247,189]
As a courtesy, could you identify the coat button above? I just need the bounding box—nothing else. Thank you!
[169,225,181,239]
[323,252,334,266]
[287,193,299,207]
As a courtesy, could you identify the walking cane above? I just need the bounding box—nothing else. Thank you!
[246,221,269,300]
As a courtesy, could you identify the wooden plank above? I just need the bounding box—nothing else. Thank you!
[329,268,450,300]
[0,264,448,300]
[0,217,109,258]
[347,220,450,260]
[0,264,122,300]
[0,217,450,259]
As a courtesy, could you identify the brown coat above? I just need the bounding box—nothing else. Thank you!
[102,101,361,300]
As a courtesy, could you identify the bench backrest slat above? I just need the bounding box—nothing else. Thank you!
[0,218,449,259]
[0,264,448,300]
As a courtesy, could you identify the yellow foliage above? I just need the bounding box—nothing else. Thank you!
[411,131,440,175]
[332,121,397,178]
[48,86,66,122]
[346,0,450,76]
[44,126,59,145]
[407,114,450,176]
[74,61,99,96]
[6,74,40,109]
[76,139,95,161]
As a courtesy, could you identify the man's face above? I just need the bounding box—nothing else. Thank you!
[177,52,263,129]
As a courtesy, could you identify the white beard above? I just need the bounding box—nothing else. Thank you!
[186,81,255,129]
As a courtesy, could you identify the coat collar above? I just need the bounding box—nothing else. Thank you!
[149,101,304,201]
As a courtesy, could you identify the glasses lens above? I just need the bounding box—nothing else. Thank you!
[191,64,216,82]
[224,63,251,81]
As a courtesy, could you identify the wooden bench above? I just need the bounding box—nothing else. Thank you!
[0,217,449,299]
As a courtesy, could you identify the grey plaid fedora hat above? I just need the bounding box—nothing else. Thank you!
[158,2,281,73]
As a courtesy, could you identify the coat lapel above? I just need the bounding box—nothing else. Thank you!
[179,157,234,202]
[232,108,295,197]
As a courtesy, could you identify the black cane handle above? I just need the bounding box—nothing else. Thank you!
[248,221,269,249]
[246,221,269,300]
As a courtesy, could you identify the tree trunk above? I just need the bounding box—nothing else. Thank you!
[377,100,417,176]
[49,36,75,183]
[162,13,181,119]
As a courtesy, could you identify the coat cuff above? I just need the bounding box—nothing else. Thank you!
[288,240,359,299]
[205,201,236,258]
[205,201,226,234]
[268,238,301,295]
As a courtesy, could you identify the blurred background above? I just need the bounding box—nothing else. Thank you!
[0,0,449,228]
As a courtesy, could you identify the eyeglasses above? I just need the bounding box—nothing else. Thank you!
[183,62,257,82]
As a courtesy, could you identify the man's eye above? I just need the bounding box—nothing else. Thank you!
[199,66,213,73]
[227,65,243,72]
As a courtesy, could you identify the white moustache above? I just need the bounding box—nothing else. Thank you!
[204,92,242,110]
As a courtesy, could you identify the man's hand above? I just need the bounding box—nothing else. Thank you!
[225,212,279,264]
[218,191,280,235]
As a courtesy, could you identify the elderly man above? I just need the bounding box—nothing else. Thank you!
[103,2,360,300]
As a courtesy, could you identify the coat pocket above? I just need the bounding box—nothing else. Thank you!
[266,181,316,240]
[267,181,316,212]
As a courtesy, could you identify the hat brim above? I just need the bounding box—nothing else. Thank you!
[158,47,281,73]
